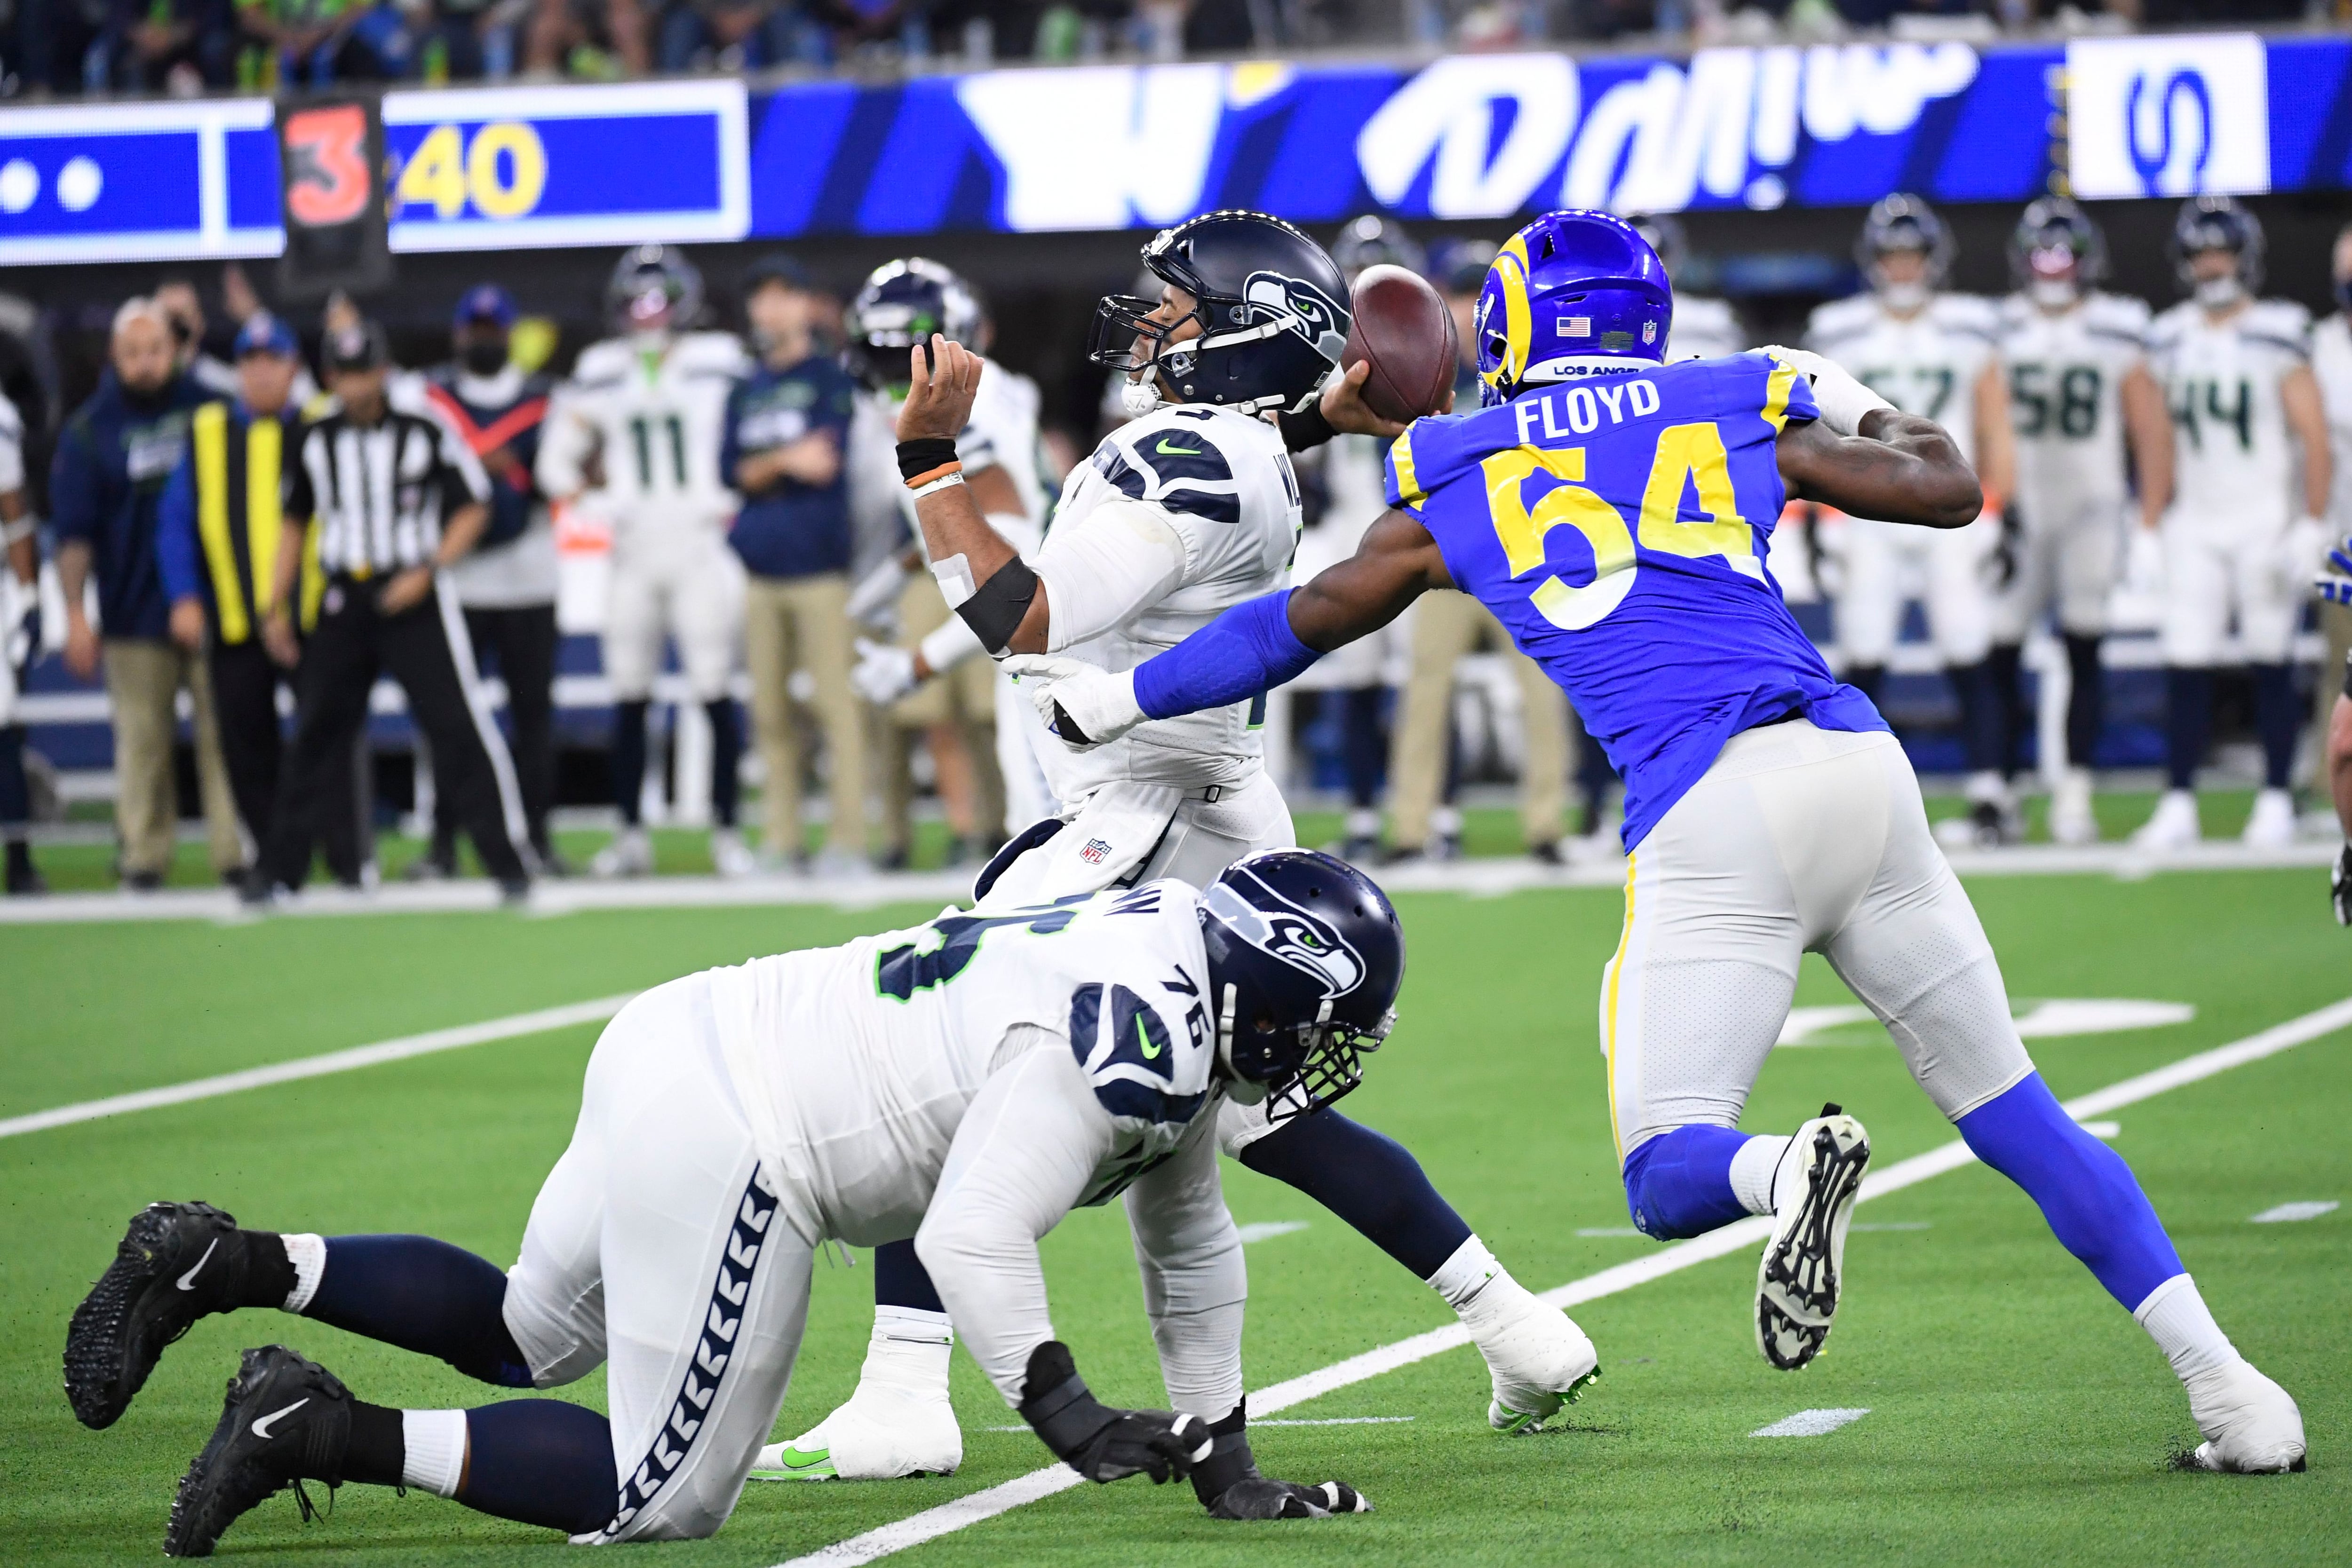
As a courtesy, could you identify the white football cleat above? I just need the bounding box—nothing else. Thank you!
[752,1324,961,1481]
[2187,1358,2307,1473]
[2050,768,2098,846]
[2131,789,2200,852]
[709,827,755,879]
[1459,1276,1601,1433]
[2240,788,2296,850]
[590,826,654,879]
[1756,1104,1871,1371]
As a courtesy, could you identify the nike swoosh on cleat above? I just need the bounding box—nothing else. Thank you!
[250,1398,308,1440]
[176,1238,220,1291]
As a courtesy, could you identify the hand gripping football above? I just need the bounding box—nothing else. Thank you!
[1342,264,1458,424]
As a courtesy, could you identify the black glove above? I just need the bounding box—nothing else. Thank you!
[1986,502,2024,590]
[1017,1340,1209,1485]
[1189,1400,1373,1520]
[2333,843,2351,928]
[4,594,36,682]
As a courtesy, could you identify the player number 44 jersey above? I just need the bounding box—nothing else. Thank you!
[2148,298,2312,521]
[1383,352,1883,851]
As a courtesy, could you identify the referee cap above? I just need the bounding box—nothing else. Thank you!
[323,319,390,374]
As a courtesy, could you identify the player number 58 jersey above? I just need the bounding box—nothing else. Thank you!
[1999,290,2148,515]
[2148,298,2312,523]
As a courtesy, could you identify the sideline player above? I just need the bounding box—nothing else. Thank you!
[2136,197,2333,851]
[841,258,1056,841]
[775,211,1598,1486]
[538,246,754,877]
[0,383,38,893]
[1022,210,2305,1472]
[64,853,1390,1553]
[1992,198,2171,845]
[1808,195,2017,839]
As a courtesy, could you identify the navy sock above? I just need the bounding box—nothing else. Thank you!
[705,699,743,828]
[461,1400,618,1535]
[1985,644,2026,776]
[872,1237,946,1315]
[1844,663,1887,710]
[611,700,650,827]
[2062,633,2105,768]
[1951,658,2004,775]
[1620,1124,1753,1240]
[308,1235,535,1387]
[2164,667,2212,790]
[2250,663,2297,789]
[1955,1072,2185,1311]
[1332,687,1386,810]
[1238,1110,1472,1279]
[0,723,28,824]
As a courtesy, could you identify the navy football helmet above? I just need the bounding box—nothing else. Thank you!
[2009,196,2107,294]
[1474,209,1672,407]
[1198,849,1404,1122]
[608,244,703,335]
[2172,195,2265,293]
[1857,194,1954,291]
[1331,213,1426,283]
[844,257,985,395]
[1089,209,1352,416]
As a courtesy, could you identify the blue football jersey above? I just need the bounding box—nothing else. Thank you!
[1383,351,1885,849]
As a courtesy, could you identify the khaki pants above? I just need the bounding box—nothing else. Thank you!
[1386,591,1568,850]
[103,637,240,878]
[2310,601,2352,791]
[743,574,866,856]
[877,575,1001,852]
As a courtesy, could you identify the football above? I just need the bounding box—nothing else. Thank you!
[1342,263,1458,424]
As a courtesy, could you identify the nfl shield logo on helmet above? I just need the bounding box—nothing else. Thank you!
[1081,838,1112,865]
[1643,320,1658,344]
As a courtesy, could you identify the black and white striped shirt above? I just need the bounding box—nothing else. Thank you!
[289,408,491,578]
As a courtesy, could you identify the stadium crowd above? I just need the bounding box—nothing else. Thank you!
[4,189,2352,898]
[0,0,2284,96]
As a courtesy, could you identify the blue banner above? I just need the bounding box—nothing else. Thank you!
[0,32,2343,266]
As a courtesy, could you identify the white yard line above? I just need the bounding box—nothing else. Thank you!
[769,993,2352,1568]
[1753,1408,1871,1438]
[0,839,2333,926]
[0,996,637,1141]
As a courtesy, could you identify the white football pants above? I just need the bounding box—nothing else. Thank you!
[2158,508,2299,666]
[504,975,814,1542]
[1991,496,2123,642]
[1602,719,2033,1157]
[1838,514,1999,667]
[603,531,745,703]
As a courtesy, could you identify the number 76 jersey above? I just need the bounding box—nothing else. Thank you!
[1384,351,1886,853]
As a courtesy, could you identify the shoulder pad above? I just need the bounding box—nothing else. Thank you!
[1066,952,1212,1129]
[1804,295,1875,348]
[1931,294,2001,339]
[1093,412,1246,524]
[2088,292,2153,332]
[2247,299,2313,345]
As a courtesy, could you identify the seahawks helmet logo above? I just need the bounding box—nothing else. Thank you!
[1203,881,1366,998]
[1242,270,1351,363]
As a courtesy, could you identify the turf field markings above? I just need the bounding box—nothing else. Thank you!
[0,995,637,1141]
[1752,1408,1871,1438]
[980,1416,1412,1433]
[768,992,2352,1568]
[2249,1200,2339,1223]
[1234,1220,1311,1243]
[2079,1120,2122,1139]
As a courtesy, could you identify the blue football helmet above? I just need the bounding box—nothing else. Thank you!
[2172,194,2265,293]
[1331,213,1426,283]
[1198,849,1404,1121]
[1474,209,1672,408]
[1856,193,1955,290]
[1089,209,1352,416]
[844,257,985,394]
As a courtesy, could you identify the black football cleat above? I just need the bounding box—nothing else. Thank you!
[65,1202,266,1429]
[165,1346,352,1558]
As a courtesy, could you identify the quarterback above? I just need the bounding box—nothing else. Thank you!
[64,851,1392,1553]
[1021,210,2305,1473]
[777,210,1599,1489]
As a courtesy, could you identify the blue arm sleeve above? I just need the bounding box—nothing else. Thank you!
[156,457,199,604]
[1130,588,1322,721]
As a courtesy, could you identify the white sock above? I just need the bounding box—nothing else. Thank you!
[872,1305,954,1346]
[279,1233,327,1314]
[2133,1274,2238,1384]
[857,1307,954,1402]
[401,1409,468,1498]
[1426,1235,1504,1313]
[1728,1135,1794,1216]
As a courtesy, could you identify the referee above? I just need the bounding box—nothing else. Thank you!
[247,320,530,902]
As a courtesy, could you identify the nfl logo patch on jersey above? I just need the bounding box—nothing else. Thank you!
[1081,838,1112,865]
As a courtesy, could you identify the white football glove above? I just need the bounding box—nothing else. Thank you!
[1757,345,1893,437]
[850,638,920,705]
[999,655,1146,751]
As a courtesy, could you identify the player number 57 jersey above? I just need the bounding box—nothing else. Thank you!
[1805,292,1999,466]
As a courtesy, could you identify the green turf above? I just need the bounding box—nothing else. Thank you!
[2,866,2344,1564]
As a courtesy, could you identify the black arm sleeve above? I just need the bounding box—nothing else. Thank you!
[1276,400,1335,453]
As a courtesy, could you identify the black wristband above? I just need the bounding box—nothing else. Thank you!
[897,436,960,483]
[1277,399,1335,453]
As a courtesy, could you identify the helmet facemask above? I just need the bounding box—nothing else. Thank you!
[1200,877,1396,1124]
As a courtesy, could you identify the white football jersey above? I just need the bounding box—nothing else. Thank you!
[854,356,1052,559]
[1042,403,1304,801]
[1806,292,2001,466]
[1667,294,1745,363]
[2312,313,2352,532]
[709,881,1219,1246]
[2148,298,2312,523]
[539,331,748,537]
[1999,290,2150,517]
[0,389,21,496]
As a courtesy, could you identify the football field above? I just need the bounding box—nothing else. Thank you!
[3,861,2345,1565]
